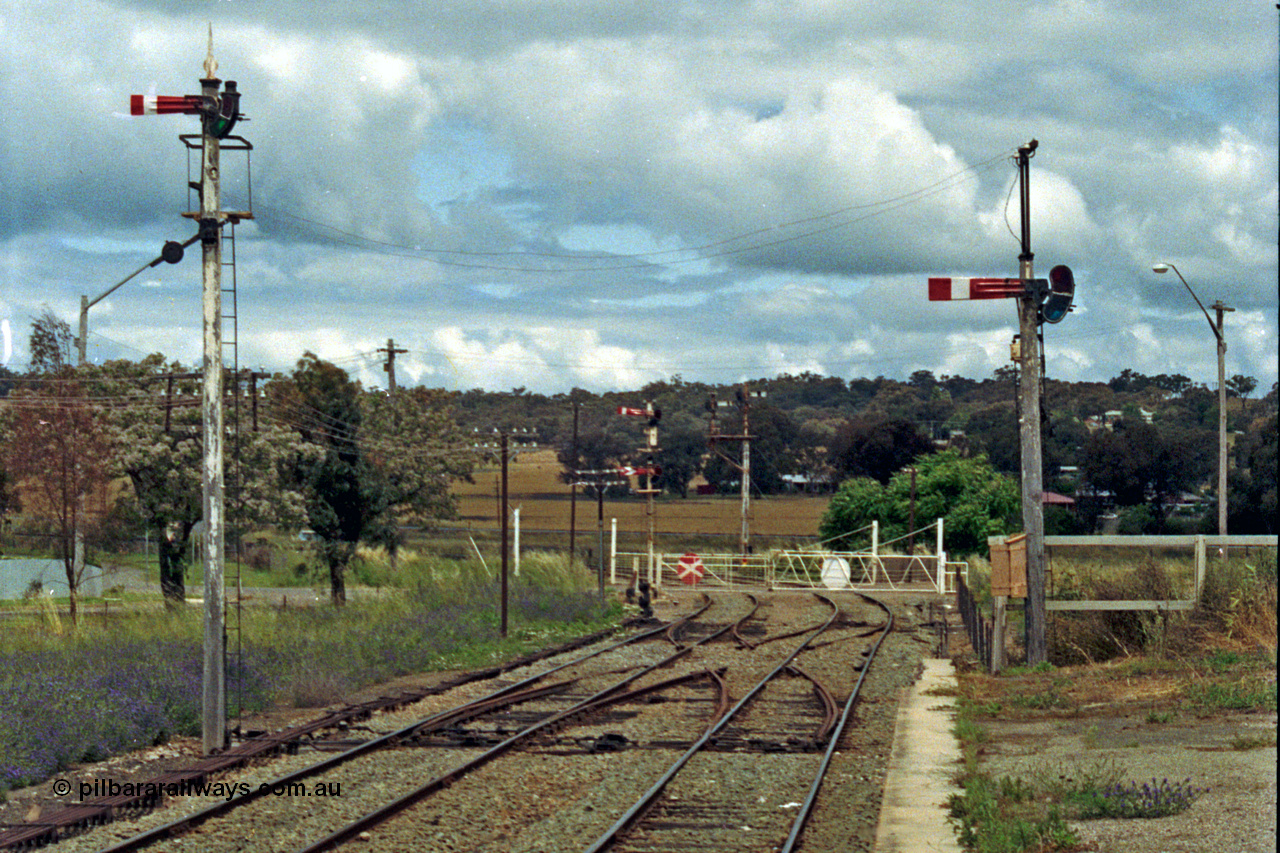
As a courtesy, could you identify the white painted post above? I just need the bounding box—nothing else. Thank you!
[936,518,947,594]
[871,520,880,584]
[513,506,520,577]
[1194,534,1206,601]
[609,518,617,584]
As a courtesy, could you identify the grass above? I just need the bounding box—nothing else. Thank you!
[0,556,622,799]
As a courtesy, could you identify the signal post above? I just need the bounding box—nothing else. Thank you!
[928,139,1075,665]
[130,33,248,753]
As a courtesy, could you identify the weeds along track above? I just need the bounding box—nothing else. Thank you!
[38,592,907,853]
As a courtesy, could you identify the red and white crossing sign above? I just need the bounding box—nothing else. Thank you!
[618,465,661,477]
[928,277,1027,301]
[676,551,704,585]
[130,94,205,115]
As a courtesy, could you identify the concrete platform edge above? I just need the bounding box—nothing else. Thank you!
[873,657,963,853]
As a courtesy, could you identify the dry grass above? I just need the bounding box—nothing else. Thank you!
[452,449,829,545]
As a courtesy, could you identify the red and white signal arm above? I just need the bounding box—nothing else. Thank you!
[130,94,204,115]
[617,406,647,417]
[676,552,704,585]
[928,277,1027,301]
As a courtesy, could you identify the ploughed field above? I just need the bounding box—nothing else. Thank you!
[39,591,937,853]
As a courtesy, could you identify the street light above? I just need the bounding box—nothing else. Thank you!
[77,235,197,365]
[1152,262,1233,536]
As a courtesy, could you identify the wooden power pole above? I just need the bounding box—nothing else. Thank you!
[378,338,408,393]
[1015,140,1047,665]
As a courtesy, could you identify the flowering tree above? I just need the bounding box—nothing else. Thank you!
[93,356,309,606]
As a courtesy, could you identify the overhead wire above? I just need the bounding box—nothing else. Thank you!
[235,148,1014,274]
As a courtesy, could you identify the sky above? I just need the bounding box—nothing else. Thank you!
[1,1,1276,396]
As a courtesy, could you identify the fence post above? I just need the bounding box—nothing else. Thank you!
[992,595,1007,673]
[1194,534,1206,602]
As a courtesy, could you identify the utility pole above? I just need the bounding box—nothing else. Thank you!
[198,45,228,754]
[738,385,751,557]
[500,432,509,638]
[568,402,579,568]
[1015,140,1047,666]
[706,386,758,556]
[1212,301,1234,536]
[378,338,407,393]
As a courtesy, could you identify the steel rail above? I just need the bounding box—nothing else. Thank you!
[92,610,701,853]
[784,664,840,744]
[1,620,662,851]
[294,593,754,853]
[583,593,841,853]
[779,592,895,853]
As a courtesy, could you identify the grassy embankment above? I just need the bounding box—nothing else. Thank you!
[0,550,619,799]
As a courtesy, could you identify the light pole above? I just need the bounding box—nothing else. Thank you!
[78,237,195,364]
[1152,263,1233,535]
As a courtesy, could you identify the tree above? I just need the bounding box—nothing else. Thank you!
[1,379,109,622]
[1082,419,1212,526]
[652,414,706,498]
[1227,374,1258,418]
[820,450,1018,556]
[28,310,73,373]
[359,387,473,540]
[832,417,934,484]
[964,405,1019,474]
[1228,414,1277,534]
[95,356,308,606]
[287,354,471,603]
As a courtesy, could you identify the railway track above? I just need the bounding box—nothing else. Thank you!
[18,591,919,853]
[585,593,892,853]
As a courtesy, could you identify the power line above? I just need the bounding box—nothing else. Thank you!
[231,149,1013,274]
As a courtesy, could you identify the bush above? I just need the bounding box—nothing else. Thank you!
[1049,558,1178,664]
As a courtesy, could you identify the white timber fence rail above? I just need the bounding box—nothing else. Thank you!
[981,533,1278,673]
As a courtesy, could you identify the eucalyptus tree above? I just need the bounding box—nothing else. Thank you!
[284,353,474,604]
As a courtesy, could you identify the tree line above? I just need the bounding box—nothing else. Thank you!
[448,368,1275,540]
[3,313,1275,606]
[0,313,474,617]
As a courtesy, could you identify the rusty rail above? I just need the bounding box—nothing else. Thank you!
[584,593,842,853]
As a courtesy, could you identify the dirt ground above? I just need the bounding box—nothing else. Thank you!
[954,645,1277,853]
[976,707,1276,852]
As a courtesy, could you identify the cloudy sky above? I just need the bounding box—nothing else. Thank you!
[1,1,1276,395]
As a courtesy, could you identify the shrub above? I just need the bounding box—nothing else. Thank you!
[1072,777,1208,819]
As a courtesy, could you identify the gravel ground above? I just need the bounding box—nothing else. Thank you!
[6,590,941,853]
[977,709,1277,853]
